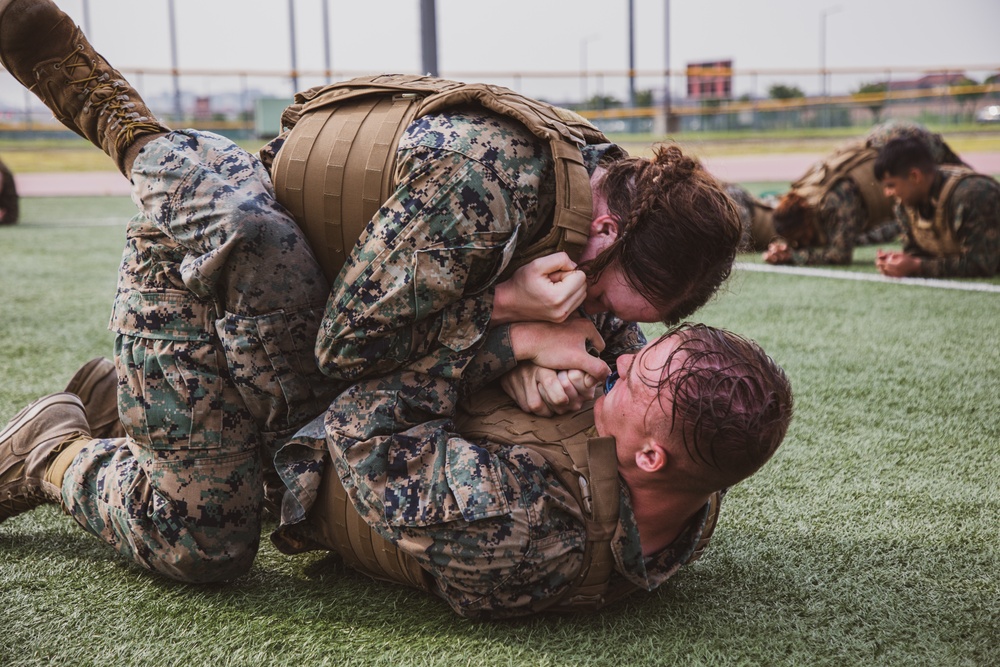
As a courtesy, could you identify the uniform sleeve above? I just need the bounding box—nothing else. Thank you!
[324,372,585,618]
[456,312,646,398]
[790,179,864,266]
[914,178,1000,278]
[855,219,901,246]
[590,313,647,361]
[314,143,524,383]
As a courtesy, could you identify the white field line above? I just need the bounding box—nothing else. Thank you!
[735,262,1000,294]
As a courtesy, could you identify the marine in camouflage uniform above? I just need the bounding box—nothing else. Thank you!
[890,169,1000,278]
[0,2,340,580]
[1,1,647,584]
[773,121,962,266]
[724,182,776,251]
[59,131,339,581]
[0,156,18,225]
[272,377,710,619]
[264,110,645,537]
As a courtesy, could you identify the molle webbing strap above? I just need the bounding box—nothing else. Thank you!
[542,435,623,611]
[502,140,593,276]
[271,75,607,283]
[271,92,423,283]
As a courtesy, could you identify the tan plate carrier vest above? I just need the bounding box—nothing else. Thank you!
[270,74,609,283]
[790,141,895,244]
[308,388,722,613]
[902,165,977,257]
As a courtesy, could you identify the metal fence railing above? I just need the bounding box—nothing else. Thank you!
[1,64,998,139]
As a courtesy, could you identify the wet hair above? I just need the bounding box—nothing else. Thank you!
[587,144,742,324]
[641,323,793,490]
[874,136,937,181]
[771,192,819,247]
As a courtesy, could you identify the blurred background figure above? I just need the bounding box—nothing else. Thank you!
[0,156,18,225]
[874,135,999,278]
[764,121,965,266]
[725,182,777,252]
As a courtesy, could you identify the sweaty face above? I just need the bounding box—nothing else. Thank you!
[595,335,682,459]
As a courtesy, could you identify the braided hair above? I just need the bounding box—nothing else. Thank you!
[586,144,741,323]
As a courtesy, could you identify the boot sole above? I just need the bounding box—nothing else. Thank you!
[0,392,85,452]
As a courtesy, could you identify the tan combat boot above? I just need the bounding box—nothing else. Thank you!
[0,392,89,523]
[65,357,126,439]
[0,0,169,174]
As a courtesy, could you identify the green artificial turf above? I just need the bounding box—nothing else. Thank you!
[1,197,997,666]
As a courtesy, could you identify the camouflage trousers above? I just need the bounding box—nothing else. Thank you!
[61,131,337,582]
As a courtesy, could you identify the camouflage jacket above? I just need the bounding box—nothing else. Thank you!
[895,170,1000,278]
[275,375,709,619]
[269,111,648,609]
[789,178,869,265]
[261,109,642,385]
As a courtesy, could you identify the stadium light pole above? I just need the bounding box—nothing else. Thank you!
[288,0,299,95]
[322,0,332,84]
[420,0,438,77]
[819,5,842,127]
[580,34,598,105]
[167,0,182,122]
[80,0,90,35]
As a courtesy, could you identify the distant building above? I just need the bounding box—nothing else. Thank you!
[885,72,969,91]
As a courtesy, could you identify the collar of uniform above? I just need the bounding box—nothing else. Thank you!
[581,143,626,175]
[611,485,711,591]
[919,168,947,219]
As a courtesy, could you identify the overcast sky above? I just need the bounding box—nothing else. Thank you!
[3,0,999,106]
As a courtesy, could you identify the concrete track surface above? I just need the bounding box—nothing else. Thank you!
[13,151,1000,197]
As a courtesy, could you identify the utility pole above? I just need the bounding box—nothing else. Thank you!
[420,0,438,76]
[288,0,299,95]
[663,0,672,133]
[627,0,636,109]
[819,6,842,127]
[322,0,332,84]
[167,0,182,121]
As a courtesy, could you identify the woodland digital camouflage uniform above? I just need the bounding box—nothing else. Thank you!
[787,121,961,266]
[266,111,668,616]
[61,131,339,581]
[724,182,760,250]
[894,172,1000,277]
[270,112,642,513]
[787,177,880,265]
[61,110,644,586]
[281,376,710,619]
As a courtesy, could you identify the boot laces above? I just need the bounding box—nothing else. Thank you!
[58,43,161,150]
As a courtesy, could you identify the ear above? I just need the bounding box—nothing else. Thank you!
[590,214,620,242]
[634,440,668,473]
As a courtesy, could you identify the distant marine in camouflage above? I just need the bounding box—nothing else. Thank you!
[765,121,965,266]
